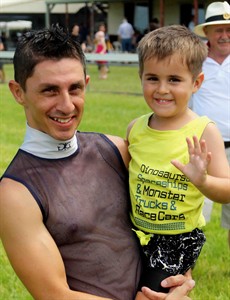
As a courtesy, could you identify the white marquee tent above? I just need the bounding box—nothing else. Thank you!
[0,20,32,30]
[1,0,84,14]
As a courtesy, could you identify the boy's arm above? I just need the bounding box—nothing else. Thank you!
[126,119,137,140]
[171,123,230,203]
[0,179,111,300]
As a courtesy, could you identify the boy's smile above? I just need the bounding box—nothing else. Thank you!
[141,53,203,127]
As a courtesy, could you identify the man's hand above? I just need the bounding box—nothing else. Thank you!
[141,278,195,300]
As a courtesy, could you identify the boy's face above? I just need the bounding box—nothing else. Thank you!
[140,53,203,120]
[10,58,89,141]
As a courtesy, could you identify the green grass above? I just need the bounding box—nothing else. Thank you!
[0,64,229,300]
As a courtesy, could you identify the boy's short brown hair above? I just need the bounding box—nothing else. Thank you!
[137,25,208,79]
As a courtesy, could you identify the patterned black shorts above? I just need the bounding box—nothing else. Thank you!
[143,228,206,275]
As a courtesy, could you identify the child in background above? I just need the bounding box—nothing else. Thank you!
[126,25,230,299]
[0,37,5,83]
[94,30,108,79]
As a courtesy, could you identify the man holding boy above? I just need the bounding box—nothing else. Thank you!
[0,24,193,300]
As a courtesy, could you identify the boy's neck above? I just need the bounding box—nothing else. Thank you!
[149,110,197,131]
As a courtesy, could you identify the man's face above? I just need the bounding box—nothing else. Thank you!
[204,24,230,57]
[19,58,89,141]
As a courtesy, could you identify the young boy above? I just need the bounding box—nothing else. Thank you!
[127,25,230,299]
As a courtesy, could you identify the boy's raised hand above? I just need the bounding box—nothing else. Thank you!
[171,136,211,187]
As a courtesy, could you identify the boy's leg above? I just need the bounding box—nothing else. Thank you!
[138,266,170,293]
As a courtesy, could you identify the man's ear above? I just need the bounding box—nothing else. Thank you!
[85,75,90,86]
[192,72,204,93]
[203,26,208,36]
[8,80,25,105]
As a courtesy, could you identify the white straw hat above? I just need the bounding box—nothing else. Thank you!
[194,1,230,37]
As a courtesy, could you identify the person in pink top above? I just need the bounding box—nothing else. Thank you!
[94,30,108,79]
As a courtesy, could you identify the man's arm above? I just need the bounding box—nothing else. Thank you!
[0,178,111,300]
[106,135,131,168]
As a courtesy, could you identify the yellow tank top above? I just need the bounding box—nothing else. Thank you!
[128,113,213,237]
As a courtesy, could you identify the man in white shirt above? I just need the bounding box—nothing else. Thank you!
[190,1,230,247]
[117,18,134,52]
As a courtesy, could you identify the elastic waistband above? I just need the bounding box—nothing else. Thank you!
[224,141,230,149]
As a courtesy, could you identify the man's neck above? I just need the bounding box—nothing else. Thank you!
[20,124,78,159]
[208,49,229,65]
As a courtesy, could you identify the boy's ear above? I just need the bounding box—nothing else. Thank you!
[138,70,142,80]
[193,72,204,93]
[8,80,25,105]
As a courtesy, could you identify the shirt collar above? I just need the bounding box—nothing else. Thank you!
[20,124,78,159]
